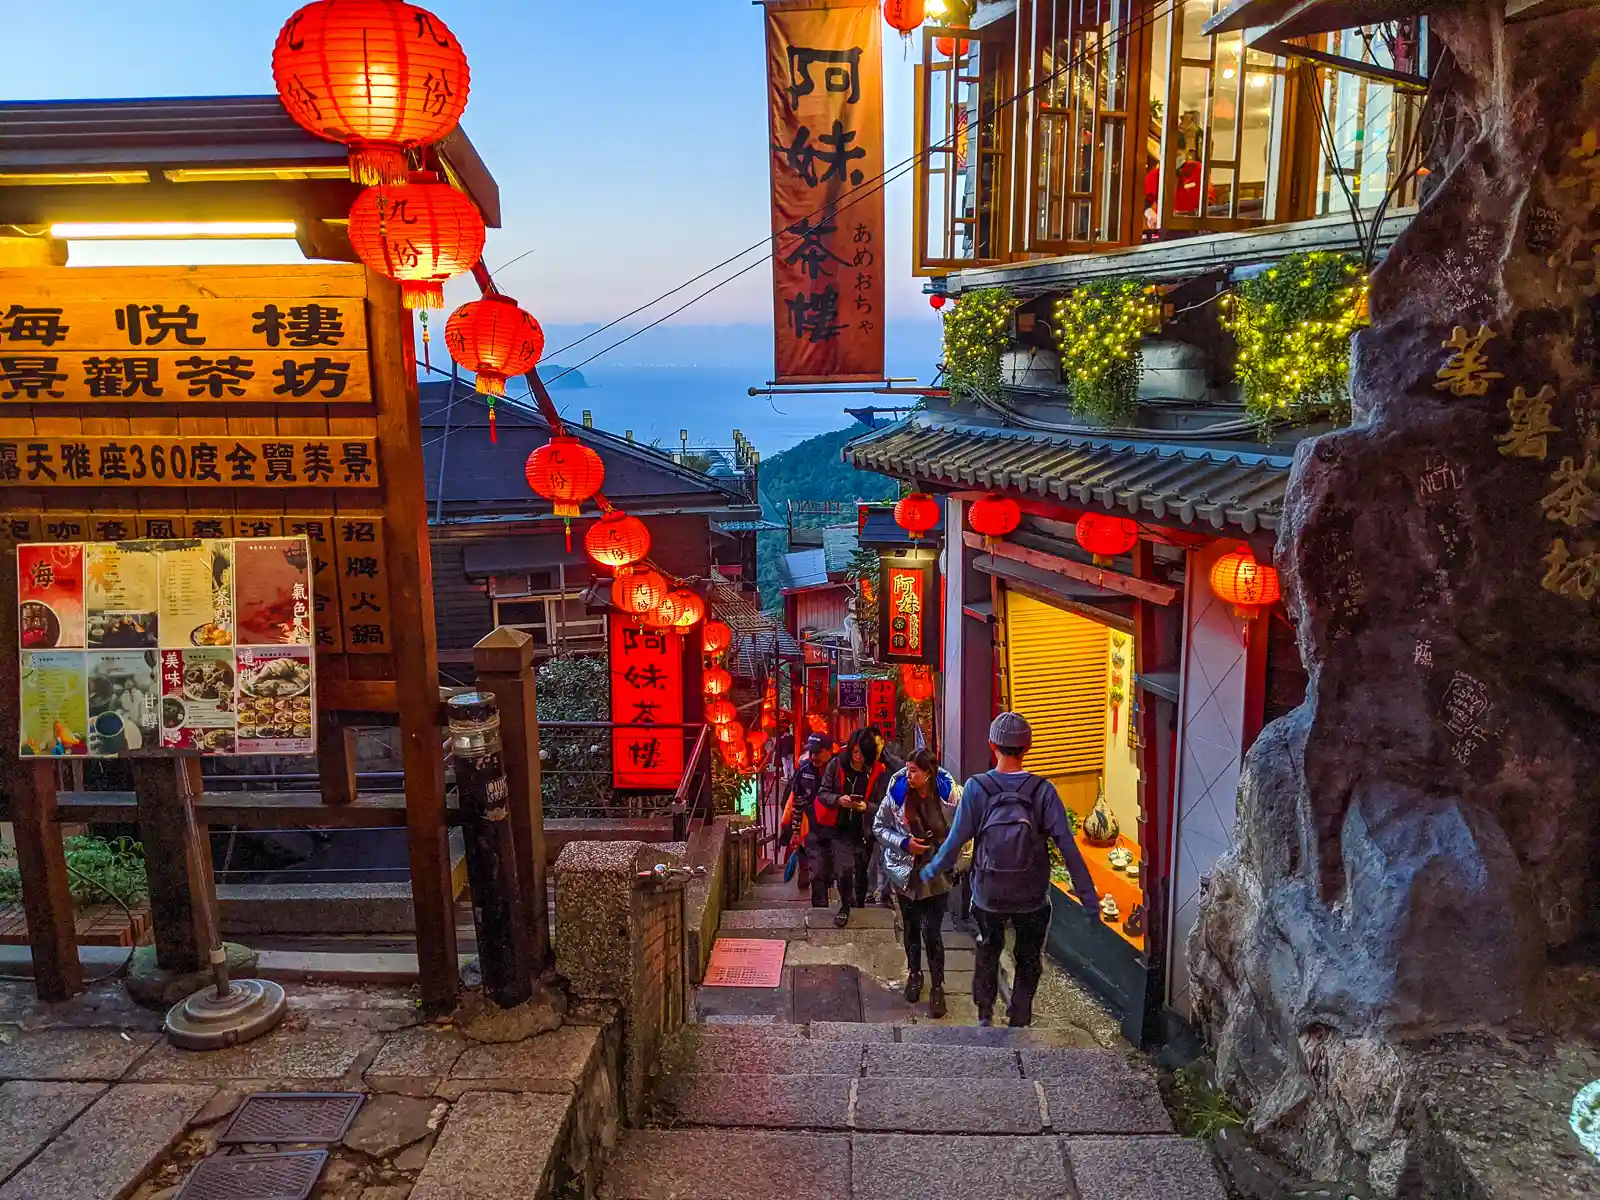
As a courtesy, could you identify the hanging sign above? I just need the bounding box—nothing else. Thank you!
[837,676,867,709]
[764,0,885,383]
[804,663,833,718]
[878,551,941,667]
[0,437,379,488]
[867,678,896,735]
[17,537,315,758]
[610,621,685,789]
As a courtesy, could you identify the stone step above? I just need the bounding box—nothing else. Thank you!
[687,1021,1101,1050]
[677,1031,1042,1080]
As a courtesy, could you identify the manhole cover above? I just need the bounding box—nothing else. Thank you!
[219,1093,364,1145]
[177,1150,328,1200]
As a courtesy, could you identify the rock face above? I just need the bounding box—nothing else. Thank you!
[1189,7,1600,1193]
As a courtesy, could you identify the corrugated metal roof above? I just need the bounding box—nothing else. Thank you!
[781,548,830,590]
[714,519,787,533]
[822,525,859,574]
[844,418,1291,534]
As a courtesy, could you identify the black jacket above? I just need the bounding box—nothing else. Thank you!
[820,756,890,840]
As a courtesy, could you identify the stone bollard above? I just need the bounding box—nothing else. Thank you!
[554,840,690,1124]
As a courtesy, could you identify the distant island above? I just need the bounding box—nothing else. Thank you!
[544,366,588,389]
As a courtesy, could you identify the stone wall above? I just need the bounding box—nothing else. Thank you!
[1188,6,1600,1194]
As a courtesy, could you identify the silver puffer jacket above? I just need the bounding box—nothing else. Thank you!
[873,766,963,900]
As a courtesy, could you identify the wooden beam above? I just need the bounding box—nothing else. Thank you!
[32,790,465,829]
[962,532,1179,605]
[317,721,359,806]
[131,760,207,972]
[319,678,398,713]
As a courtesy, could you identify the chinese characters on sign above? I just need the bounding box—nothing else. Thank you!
[610,621,685,789]
[764,0,885,383]
[877,554,940,666]
[0,438,380,488]
[804,664,832,719]
[867,678,897,737]
[334,517,393,654]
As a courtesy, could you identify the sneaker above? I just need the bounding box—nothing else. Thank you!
[903,970,924,1003]
[928,986,947,1019]
[833,908,851,928]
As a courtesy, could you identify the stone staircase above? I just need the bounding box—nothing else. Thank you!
[598,869,1230,1200]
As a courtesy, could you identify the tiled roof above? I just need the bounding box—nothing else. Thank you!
[844,417,1292,534]
[710,580,775,636]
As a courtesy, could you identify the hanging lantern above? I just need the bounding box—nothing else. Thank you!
[929,294,947,310]
[747,728,769,757]
[273,1,471,186]
[1075,513,1139,566]
[666,588,705,631]
[702,666,733,697]
[444,293,544,444]
[894,492,940,541]
[347,173,485,309]
[934,32,971,57]
[883,0,925,35]
[641,595,678,630]
[702,619,733,658]
[613,567,668,617]
[705,699,737,727]
[525,435,604,549]
[584,510,650,572]
[715,721,746,747]
[967,493,1021,541]
[1210,546,1282,619]
[902,664,936,703]
[806,712,829,734]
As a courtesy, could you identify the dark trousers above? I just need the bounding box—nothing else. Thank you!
[899,892,948,982]
[804,827,850,910]
[972,903,1052,1026]
[843,835,870,907]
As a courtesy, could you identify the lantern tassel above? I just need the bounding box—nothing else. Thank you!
[346,142,409,187]
[402,281,447,311]
[488,401,497,444]
[475,374,508,397]
[564,518,573,553]
[419,311,431,371]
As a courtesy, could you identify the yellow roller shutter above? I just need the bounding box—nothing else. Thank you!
[1003,590,1108,777]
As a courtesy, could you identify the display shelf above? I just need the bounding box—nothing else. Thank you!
[1055,831,1145,950]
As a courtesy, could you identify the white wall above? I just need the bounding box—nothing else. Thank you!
[1102,629,1142,840]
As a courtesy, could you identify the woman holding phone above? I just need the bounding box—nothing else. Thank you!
[875,749,961,1018]
[821,728,889,918]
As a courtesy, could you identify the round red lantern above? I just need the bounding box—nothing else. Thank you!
[806,712,829,735]
[584,510,650,571]
[894,492,940,541]
[705,699,737,727]
[1075,513,1139,566]
[641,595,678,630]
[613,567,667,616]
[715,721,746,747]
[445,294,545,398]
[665,588,705,631]
[347,173,484,309]
[902,664,935,703]
[525,436,604,519]
[929,294,947,310]
[883,0,925,34]
[1210,546,1282,618]
[934,33,971,57]
[702,619,732,658]
[273,1,471,186]
[747,728,769,755]
[703,666,732,697]
[967,493,1021,539]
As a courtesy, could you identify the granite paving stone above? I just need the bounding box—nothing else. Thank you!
[807,1021,897,1042]
[1019,1047,1143,1080]
[803,927,899,947]
[364,1025,470,1089]
[128,1025,371,1083]
[342,1093,446,1159]
[807,907,894,931]
[863,1043,1022,1078]
[719,909,806,931]
[409,1090,570,1200]
[0,1028,158,1081]
[902,1025,1094,1049]
[1065,1135,1228,1200]
[600,1130,850,1199]
[655,1072,852,1129]
[683,1032,863,1076]
[0,1082,105,1183]
[443,1025,600,1096]
[852,1133,1073,1199]
[1042,1076,1172,1133]
[852,1078,1045,1134]
[0,1083,214,1200]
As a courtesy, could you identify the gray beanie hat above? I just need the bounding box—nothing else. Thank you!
[988,711,1032,749]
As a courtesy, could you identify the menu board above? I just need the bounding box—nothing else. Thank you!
[16,537,315,757]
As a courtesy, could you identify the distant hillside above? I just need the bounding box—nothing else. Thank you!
[756,426,900,608]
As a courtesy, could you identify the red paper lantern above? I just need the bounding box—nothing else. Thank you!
[584,511,650,571]
[883,0,924,34]
[666,588,705,631]
[747,728,769,756]
[902,664,935,703]
[705,699,737,727]
[934,33,971,57]
[613,567,667,616]
[641,596,677,630]
[445,293,545,398]
[715,721,746,747]
[347,173,484,309]
[967,493,1021,539]
[702,619,733,658]
[1210,546,1282,618]
[525,435,604,519]
[703,666,733,697]
[1075,513,1139,566]
[273,0,471,186]
[929,294,947,310]
[806,712,829,734]
[894,492,940,541]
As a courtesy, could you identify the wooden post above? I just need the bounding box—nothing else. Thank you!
[316,717,359,806]
[473,627,550,975]
[131,759,207,972]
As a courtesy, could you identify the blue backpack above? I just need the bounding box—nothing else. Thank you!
[969,771,1051,911]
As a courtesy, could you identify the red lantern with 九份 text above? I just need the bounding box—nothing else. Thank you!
[273,0,470,186]
[715,721,746,747]
[902,664,935,703]
[347,173,484,309]
[665,588,705,631]
[584,510,650,571]
[1210,546,1282,619]
[894,492,940,541]
[1075,513,1139,566]
[883,0,924,35]
[613,567,668,617]
[705,699,737,727]
[967,493,1021,540]
[702,666,733,697]
[702,619,732,658]
[446,293,544,443]
[641,596,678,630]
[525,434,604,520]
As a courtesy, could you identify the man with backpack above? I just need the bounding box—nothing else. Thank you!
[920,712,1100,1027]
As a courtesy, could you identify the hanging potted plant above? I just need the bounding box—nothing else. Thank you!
[941,287,1020,403]
[1052,279,1162,426]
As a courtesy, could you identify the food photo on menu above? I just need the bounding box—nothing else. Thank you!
[235,646,314,754]
[17,543,85,650]
[160,647,236,754]
[18,651,89,756]
[85,543,159,649]
[86,650,160,756]
[234,538,314,646]
[158,540,234,649]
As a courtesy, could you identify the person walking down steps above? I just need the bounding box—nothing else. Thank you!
[921,712,1101,1027]
[822,728,889,918]
[876,748,962,1019]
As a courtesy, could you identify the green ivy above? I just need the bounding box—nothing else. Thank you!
[0,835,148,909]
[1221,250,1368,432]
[1052,279,1162,425]
[942,287,1019,403]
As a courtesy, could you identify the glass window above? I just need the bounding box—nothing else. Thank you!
[1314,28,1423,217]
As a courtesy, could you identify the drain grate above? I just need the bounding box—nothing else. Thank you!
[177,1150,328,1200]
[219,1093,365,1145]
